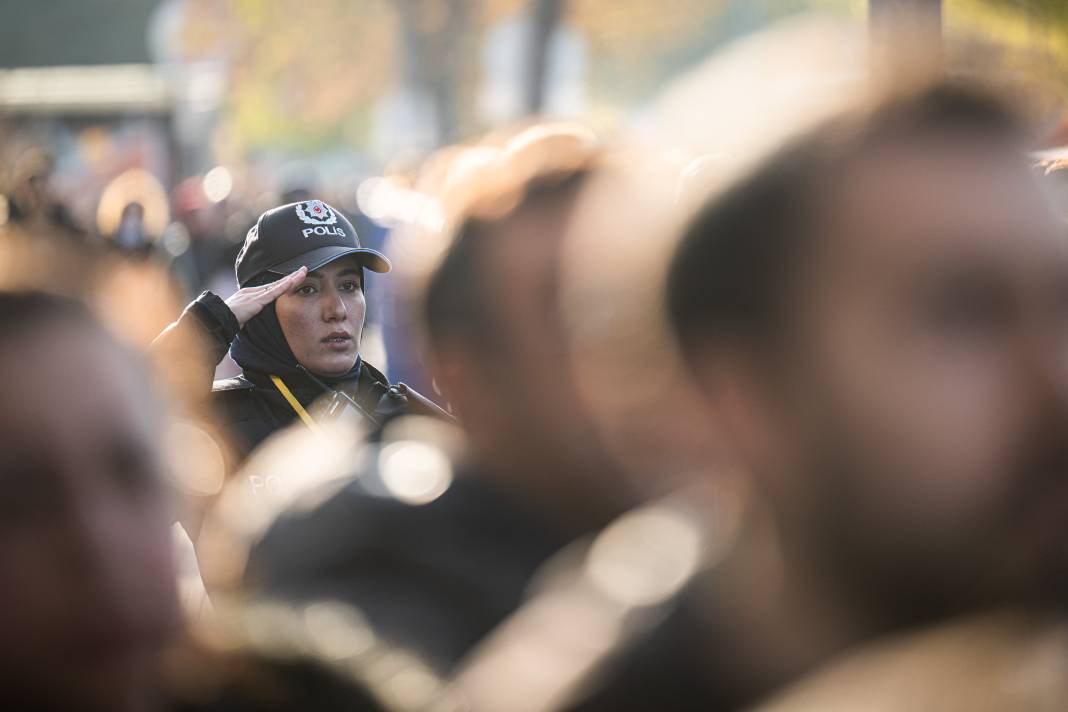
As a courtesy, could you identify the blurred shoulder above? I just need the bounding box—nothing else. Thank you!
[168,598,462,712]
[248,459,563,590]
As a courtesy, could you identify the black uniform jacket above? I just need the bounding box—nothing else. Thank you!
[154,291,445,462]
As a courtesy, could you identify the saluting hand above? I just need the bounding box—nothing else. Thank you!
[225,266,307,328]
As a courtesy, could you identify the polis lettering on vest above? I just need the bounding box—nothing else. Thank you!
[302,226,347,238]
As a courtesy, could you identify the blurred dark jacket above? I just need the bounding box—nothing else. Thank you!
[243,461,726,711]
[152,291,443,462]
[243,467,571,673]
[163,599,463,712]
[169,651,393,712]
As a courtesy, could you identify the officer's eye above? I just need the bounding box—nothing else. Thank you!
[297,285,317,296]
[340,281,361,293]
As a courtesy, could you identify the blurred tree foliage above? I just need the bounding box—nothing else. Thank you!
[948,0,1068,94]
[180,0,739,153]
[179,0,398,154]
[174,0,1068,157]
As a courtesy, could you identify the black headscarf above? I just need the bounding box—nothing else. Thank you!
[230,272,362,384]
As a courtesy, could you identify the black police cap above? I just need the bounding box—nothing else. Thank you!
[235,200,391,287]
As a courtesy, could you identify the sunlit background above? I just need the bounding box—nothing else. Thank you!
[2,4,1068,711]
[2,0,1068,378]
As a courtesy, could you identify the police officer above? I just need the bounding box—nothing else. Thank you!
[243,128,643,677]
[155,199,443,461]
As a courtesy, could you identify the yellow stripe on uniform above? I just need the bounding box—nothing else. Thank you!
[270,374,324,435]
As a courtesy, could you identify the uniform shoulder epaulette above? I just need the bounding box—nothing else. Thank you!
[212,375,256,392]
[389,382,455,421]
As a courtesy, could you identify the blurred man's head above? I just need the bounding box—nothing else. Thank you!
[0,292,179,711]
[421,126,632,526]
[667,83,1068,628]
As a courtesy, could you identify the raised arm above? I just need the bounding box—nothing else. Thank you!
[150,267,307,394]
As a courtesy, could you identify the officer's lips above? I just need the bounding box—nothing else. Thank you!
[321,331,354,351]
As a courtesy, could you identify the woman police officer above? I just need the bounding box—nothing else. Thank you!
[155,199,443,462]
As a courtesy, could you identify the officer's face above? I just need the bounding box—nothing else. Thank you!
[275,255,366,378]
[713,134,1068,622]
[0,323,179,711]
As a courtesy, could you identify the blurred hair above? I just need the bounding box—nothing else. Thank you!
[0,289,163,416]
[0,289,97,340]
[421,126,596,351]
[666,81,1028,364]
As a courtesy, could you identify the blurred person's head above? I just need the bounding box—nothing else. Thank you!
[281,186,313,204]
[667,82,1068,630]
[0,291,180,711]
[116,201,148,250]
[121,201,145,222]
[9,165,53,222]
[230,200,391,380]
[171,177,220,241]
[421,126,634,529]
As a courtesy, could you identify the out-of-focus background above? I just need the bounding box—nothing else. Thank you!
[2,0,1067,383]
[4,4,1068,711]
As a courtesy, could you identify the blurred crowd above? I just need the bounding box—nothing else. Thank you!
[1,14,1067,712]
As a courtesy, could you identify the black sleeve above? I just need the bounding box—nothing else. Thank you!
[183,291,241,363]
[150,291,240,395]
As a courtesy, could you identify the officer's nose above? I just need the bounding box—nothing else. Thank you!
[322,288,347,322]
